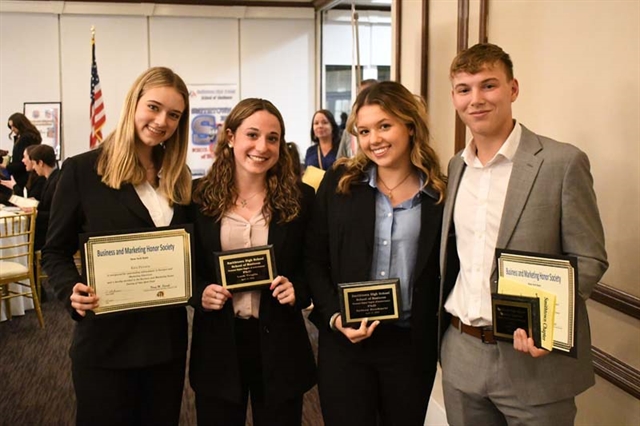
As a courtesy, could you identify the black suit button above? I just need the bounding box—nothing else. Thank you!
[263,326,270,334]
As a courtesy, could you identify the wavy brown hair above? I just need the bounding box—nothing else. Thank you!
[8,112,42,143]
[193,98,301,223]
[96,67,191,206]
[336,81,446,203]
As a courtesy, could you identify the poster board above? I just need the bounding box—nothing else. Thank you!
[23,102,62,160]
[187,84,238,178]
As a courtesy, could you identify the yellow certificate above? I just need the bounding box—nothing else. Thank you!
[497,249,576,354]
[83,228,192,315]
[498,278,556,351]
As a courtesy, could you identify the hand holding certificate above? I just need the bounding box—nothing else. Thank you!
[495,249,577,356]
[82,227,193,315]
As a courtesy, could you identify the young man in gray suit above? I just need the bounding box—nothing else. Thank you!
[439,43,608,425]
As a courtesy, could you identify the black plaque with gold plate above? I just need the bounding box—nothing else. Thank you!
[338,279,402,328]
[214,245,276,292]
[491,293,541,347]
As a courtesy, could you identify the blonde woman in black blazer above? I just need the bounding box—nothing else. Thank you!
[42,67,192,426]
[189,98,316,426]
[305,81,446,426]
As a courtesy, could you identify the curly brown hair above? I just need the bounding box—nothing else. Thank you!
[193,98,301,223]
[335,81,446,203]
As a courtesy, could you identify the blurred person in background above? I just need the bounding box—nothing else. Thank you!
[304,109,340,171]
[1,112,42,188]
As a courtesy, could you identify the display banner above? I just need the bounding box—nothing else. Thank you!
[23,102,62,159]
[187,84,238,177]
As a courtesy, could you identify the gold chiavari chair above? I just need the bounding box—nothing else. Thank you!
[0,210,44,328]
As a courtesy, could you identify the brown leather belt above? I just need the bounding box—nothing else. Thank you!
[451,316,496,344]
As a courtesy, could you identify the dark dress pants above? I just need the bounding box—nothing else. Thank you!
[195,317,303,426]
[317,325,435,426]
[72,356,186,426]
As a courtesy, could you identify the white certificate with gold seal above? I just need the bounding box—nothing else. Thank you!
[82,227,192,315]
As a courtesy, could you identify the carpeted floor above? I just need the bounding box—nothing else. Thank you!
[0,288,324,426]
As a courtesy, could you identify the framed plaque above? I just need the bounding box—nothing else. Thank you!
[81,226,193,315]
[214,245,276,292]
[492,293,541,348]
[496,249,578,356]
[338,279,401,327]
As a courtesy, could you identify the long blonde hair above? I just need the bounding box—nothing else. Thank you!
[193,98,301,223]
[336,81,446,203]
[96,67,191,205]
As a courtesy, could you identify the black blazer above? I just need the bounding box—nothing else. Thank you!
[7,133,39,188]
[34,168,60,250]
[188,183,317,406]
[305,166,443,371]
[13,171,46,200]
[42,149,189,369]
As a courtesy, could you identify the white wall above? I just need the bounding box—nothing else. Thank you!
[0,2,315,161]
[241,18,315,151]
[0,12,60,144]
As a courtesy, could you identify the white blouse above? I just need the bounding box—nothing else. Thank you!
[220,211,268,319]
[134,181,174,227]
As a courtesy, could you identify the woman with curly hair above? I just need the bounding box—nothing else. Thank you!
[304,109,340,170]
[305,81,446,426]
[190,98,316,426]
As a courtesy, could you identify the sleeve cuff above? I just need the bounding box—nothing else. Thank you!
[329,312,340,330]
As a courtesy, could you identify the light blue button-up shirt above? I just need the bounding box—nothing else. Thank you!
[365,166,438,326]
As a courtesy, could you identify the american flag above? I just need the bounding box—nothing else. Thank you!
[90,29,105,148]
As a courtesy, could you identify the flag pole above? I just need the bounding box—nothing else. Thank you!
[90,26,106,149]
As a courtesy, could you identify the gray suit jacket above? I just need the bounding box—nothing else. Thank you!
[438,124,608,405]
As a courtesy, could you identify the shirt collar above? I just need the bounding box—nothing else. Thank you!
[462,121,522,167]
[364,165,438,201]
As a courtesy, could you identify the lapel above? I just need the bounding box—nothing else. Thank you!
[268,211,287,263]
[354,182,376,269]
[495,125,544,250]
[440,154,465,272]
[413,195,443,281]
[117,183,155,226]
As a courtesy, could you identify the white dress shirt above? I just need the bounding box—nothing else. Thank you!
[134,181,174,227]
[444,122,522,326]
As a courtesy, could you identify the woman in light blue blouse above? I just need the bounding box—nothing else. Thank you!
[305,81,446,426]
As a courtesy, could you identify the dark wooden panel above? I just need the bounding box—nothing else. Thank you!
[592,283,640,320]
[420,1,429,101]
[454,0,469,153]
[479,0,488,43]
[592,346,640,400]
[32,0,316,8]
[394,0,402,82]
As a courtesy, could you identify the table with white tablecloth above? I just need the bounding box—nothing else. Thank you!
[0,209,34,322]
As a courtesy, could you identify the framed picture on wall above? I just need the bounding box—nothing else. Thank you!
[23,102,62,160]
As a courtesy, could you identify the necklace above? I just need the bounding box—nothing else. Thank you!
[377,171,413,200]
[237,190,264,208]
